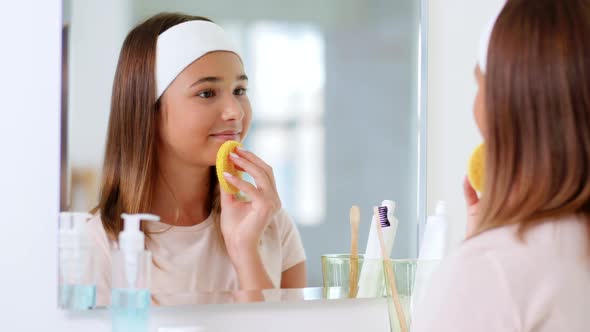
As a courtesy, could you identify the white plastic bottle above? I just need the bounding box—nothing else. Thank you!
[418,201,448,260]
[58,212,95,310]
[412,201,447,314]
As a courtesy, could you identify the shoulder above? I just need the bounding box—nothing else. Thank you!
[413,217,588,331]
[442,224,534,294]
[412,241,521,331]
[460,223,521,252]
[458,216,587,265]
[86,214,114,253]
[267,209,301,238]
[272,209,294,227]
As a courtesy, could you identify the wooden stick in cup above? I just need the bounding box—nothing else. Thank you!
[374,206,408,332]
[349,205,360,298]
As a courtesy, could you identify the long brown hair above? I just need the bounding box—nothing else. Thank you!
[476,0,590,240]
[94,13,221,239]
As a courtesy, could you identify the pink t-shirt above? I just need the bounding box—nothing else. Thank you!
[412,216,590,331]
[87,209,306,306]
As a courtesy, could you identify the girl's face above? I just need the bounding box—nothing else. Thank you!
[473,65,487,139]
[158,51,252,168]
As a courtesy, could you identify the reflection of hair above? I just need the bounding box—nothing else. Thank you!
[476,0,590,242]
[93,13,222,241]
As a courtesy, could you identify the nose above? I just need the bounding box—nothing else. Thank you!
[220,94,244,122]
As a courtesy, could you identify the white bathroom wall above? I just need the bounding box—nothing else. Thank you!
[426,0,506,249]
[0,0,70,330]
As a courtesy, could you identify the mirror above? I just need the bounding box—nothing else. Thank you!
[60,0,426,308]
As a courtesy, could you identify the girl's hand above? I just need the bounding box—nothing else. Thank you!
[219,147,281,264]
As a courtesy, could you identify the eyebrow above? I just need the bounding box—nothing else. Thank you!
[190,74,249,87]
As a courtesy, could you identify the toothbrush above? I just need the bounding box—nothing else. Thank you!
[364,201,398,259]
[379,200,399,252]
[374,207,408,332]
[357,200,398,298]
[349,206,361,298]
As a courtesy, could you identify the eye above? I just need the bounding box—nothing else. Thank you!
[198,89,215,98]
[234,87,248,96]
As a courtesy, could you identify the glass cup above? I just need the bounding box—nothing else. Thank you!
[321,254,440,331]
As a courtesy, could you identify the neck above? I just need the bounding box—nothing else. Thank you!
[151,154,212,227]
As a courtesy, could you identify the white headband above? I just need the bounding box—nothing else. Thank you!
[155,20,240,98]
[477,6,503,73]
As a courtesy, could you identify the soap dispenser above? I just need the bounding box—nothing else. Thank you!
[111,213,159,332]
[58,212,95,310]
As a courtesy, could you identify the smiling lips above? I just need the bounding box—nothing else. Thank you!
[210,130,241,141]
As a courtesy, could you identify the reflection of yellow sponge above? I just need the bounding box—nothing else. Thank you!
[216,140,243,194]
[468,144,485,192]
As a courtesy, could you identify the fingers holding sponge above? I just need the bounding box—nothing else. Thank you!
[216,140,243,194]
[467,143,485,193]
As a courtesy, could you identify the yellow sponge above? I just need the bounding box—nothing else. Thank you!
[216,140,243,194]
[468,143,485,192]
